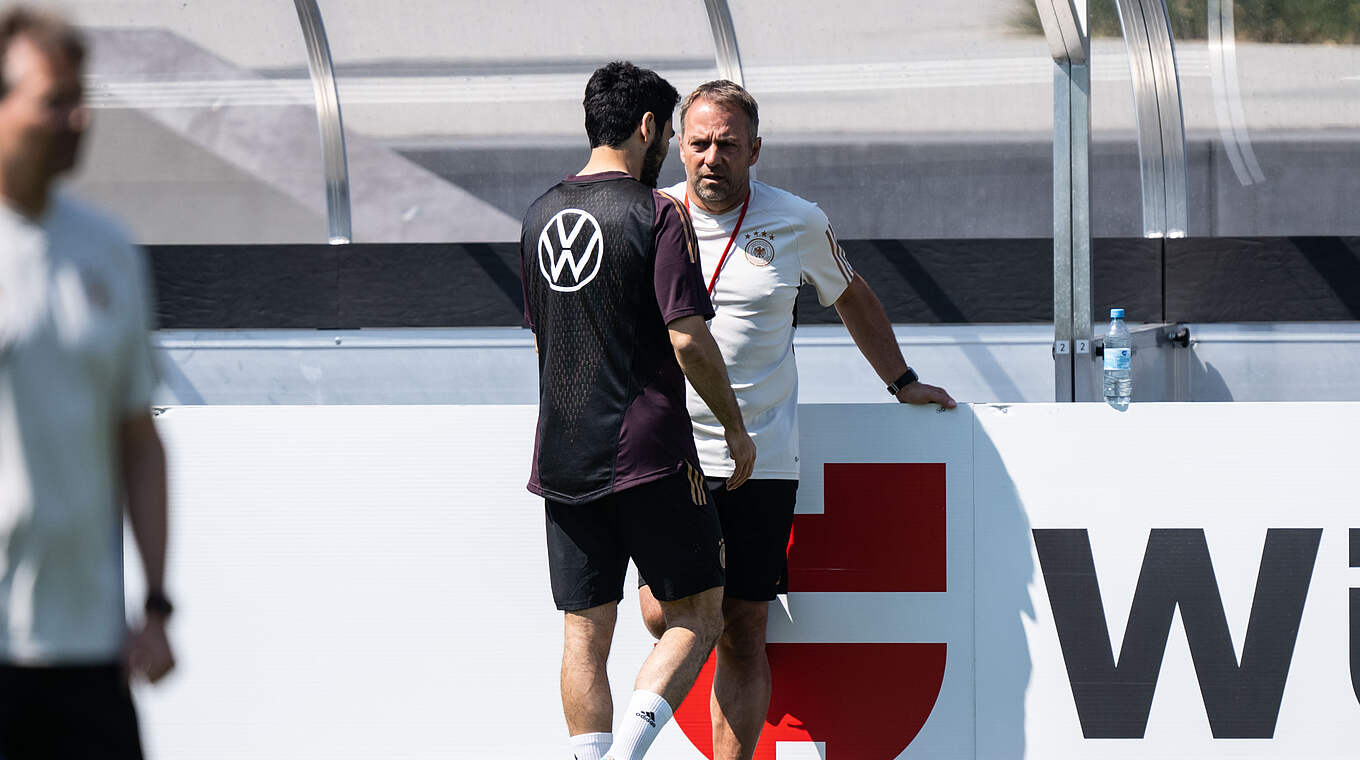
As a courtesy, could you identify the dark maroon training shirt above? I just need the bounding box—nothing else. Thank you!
[520,171,713,504]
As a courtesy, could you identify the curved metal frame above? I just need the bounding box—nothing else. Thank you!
[1114,0,1188,238]
[702,0,746,88]
[1140,0,1188,238]
[1208,0,1265,187]
[293,0,352,245]
[1036,0,1089,64]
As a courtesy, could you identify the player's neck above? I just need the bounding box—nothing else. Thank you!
[578,145,640,182]
[689,182,750,215]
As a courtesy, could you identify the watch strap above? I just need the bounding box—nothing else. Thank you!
[887,367,919,396]
[145,591,174,618]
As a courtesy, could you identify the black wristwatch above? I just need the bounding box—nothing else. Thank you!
[145,591,174,618]
[886,367,919,397]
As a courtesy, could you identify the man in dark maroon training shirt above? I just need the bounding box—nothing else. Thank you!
[519,61,755,760]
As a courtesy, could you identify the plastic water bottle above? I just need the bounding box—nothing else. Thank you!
[1103,308,1132,407]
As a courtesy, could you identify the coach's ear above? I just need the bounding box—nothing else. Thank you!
[749,135,763,167]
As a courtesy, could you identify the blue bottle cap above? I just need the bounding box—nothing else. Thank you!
[1110,308,1125,319]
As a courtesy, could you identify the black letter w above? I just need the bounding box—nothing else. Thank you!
[1033,528,1320,738]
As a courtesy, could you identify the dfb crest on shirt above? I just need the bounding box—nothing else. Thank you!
[538,209,604,292]
[744,235,775,267]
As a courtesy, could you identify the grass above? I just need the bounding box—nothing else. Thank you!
[1012,0,1360,44]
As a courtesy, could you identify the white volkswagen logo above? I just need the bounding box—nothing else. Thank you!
[538,209,604,292]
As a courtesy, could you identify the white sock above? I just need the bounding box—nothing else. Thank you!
[570,732,612,760]
[605,690,673,760]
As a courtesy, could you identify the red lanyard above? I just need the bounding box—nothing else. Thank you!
[686,189,752,296]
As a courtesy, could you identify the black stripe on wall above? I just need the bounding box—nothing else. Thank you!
[148,237,1356,329]
[1165,237,1360,322]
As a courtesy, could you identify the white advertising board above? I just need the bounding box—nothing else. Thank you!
[974,403,1359,760]
[132,403,1360,759]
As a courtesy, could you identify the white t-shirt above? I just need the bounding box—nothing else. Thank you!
[663,180,854,479]
[0,193,157,664]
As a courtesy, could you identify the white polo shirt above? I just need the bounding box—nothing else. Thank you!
[664,180,854,479]
[0,193,157,664]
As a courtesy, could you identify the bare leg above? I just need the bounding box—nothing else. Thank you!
[711,598,770,760]
[562,602,617,735]
[634,586,724,708]
[638,584,666,640]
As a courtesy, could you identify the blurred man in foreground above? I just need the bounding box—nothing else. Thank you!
[639,80,956,760]
[0,8,174,758]
[520,61,755,760]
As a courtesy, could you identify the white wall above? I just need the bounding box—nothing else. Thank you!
[129,402,1360,758]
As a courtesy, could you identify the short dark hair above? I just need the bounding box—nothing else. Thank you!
[583,61,679,149]
[680,80,759,141]
[0,6,85,99]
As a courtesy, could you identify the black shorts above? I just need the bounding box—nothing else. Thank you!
[641,478,798,602]
[546,467,725,611]
[0,664,144,760]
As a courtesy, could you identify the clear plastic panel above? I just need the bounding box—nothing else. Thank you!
[1168,0,1360,236]
[317,1,719,242]
[726,0,1055,238]
[62,2,328,243]
[1089,0,1146,238]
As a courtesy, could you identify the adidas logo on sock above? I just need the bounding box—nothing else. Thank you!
[636,709,656,727]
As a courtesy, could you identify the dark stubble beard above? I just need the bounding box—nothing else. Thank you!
[691,174,729,208]
[639,130,667,188]
[690,162,746,210]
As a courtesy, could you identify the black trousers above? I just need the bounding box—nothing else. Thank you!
[0,665,144,760]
